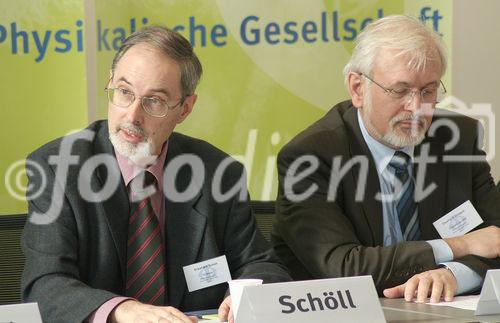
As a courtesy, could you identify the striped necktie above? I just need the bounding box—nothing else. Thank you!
[389,151,421,241]
[125,171,166,305]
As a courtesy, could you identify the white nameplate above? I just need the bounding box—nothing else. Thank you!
[0,302,43,323]
[235,276,386,323]
[183,255,232,292]
[433,200,483,238]
[476,269,500,315]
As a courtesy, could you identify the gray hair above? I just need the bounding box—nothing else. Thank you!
[111,26,202,98]
[343,15,447,85]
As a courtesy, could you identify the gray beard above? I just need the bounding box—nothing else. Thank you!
[109,131,156,167]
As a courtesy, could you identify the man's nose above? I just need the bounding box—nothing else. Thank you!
[404,89,423,112]
[126,97,145,124]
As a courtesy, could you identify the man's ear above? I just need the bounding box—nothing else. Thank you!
[176,94,197,124]
[347,72,364,108]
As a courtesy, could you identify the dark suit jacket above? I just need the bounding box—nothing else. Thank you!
[22,121,290,323]
[272,100,500,293]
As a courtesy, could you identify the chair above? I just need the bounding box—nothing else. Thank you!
[0,204,276,304]
[0,214,26,305]
[249,201,276,243]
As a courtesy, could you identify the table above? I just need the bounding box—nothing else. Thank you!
[381,298,500,322]
[200,298,500,322]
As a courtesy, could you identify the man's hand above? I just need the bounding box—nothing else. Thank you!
[383,268,457,303]
[445,225,500,259]
[111,300,197,323]
[218,296,234,323]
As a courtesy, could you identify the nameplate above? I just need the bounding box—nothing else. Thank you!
[476,269,500,315]
[0,302,43,323]
[235,276,386,323]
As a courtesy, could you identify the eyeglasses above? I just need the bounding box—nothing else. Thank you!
[104,87,185,118]
[359,73,447,104]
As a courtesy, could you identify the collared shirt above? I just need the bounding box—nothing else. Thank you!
[115,142,169,239]
[357,110,414,245]
[89,141,169,322]
[357,110,481,294]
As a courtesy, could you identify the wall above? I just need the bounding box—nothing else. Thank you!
[452,0,500,182]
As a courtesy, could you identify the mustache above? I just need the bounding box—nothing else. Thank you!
[116,123,146,138]
[391,113,428,126]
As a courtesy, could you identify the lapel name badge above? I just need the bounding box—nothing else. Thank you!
[433,200,483,238]
[183,255,232,292]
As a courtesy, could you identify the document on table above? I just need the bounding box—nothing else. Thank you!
[185,309,225,322]
[197,314,224,322]
[425,295,480,311]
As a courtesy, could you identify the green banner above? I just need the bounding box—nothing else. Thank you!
[0,1,452,214]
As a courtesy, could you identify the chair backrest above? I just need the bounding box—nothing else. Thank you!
[0,204,277,304]
[0,214,26,305]
[249,201,276,243]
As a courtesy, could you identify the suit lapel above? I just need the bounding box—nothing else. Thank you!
[164,134,207,308]
[92,126,210,301]
[94,123,130,286]
[342,105,449,242]
[414,136,447,239]
[343,107,384,245]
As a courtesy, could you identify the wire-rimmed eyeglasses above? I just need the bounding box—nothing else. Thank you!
[105,87,185,118]
[359,73,447,104]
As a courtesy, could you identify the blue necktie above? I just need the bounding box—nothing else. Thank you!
[389,151,421,241]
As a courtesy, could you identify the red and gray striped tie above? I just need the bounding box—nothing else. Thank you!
[125,172,166,305]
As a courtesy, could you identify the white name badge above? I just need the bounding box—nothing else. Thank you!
[235,276,386,323]
[183,255,232,292]
[433,200,483,238]
[0,302,43,323]
[476,269,500,315]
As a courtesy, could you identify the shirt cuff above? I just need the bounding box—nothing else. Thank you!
[87,297,132,323]
[440,261,483,295]
[426,239,453,264]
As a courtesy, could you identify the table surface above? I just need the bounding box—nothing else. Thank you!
[380,298,500,322]
[200,298,500,322]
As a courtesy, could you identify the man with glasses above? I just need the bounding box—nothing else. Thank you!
[22,26,290,323]
[272,15,500,303]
